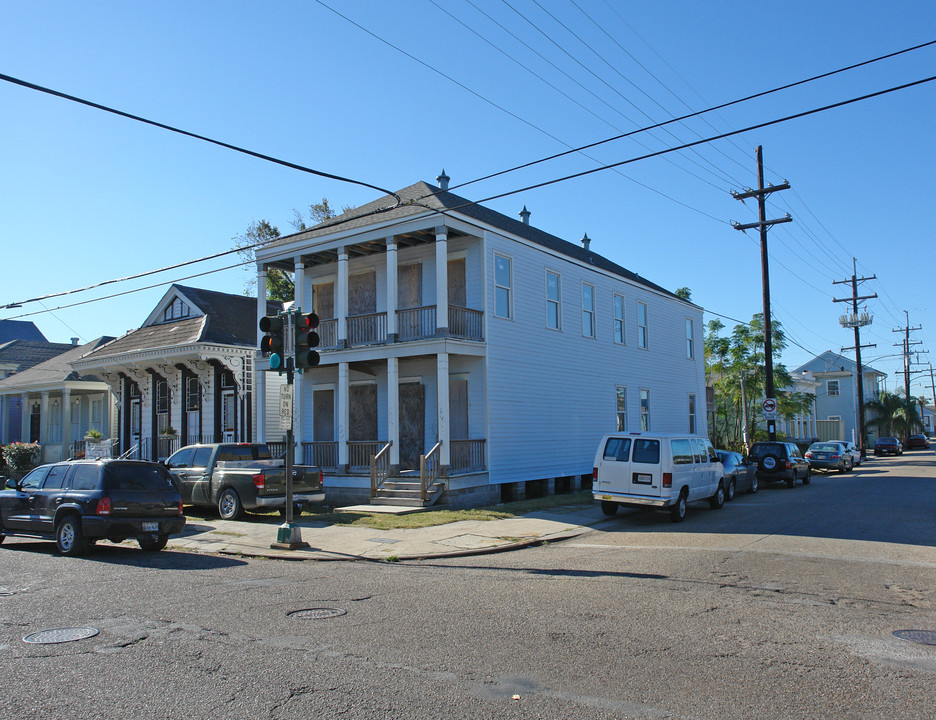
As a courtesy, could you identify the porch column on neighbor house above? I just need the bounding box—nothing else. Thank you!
[385,237,398,343]
[338,361,349,471]
[0,395,7,444]
[337,248,349,348]
[62,388,72,444]
[435,226,449,337]
[21,393,30,442]
[293,259,306,463]
[436,352,451,472]
[40,391,49,448]
[387,356,400,472]
[256,266,267,442]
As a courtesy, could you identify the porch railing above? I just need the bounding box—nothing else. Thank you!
[318,318,339,349]
[420,441,442,501]
[397,306,436,341]
[370,441,393,499]
[449,306,484,341]
[349,440,385,472]
[450,439,486,473]
[267,441,287,459]
[302,441,339,470]
[347,312,387,346]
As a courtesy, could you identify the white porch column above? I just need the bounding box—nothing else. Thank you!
[21,393,30,442]
[435,225,448,336]
[386,237,398,343]
[338,361,349,470]
[337,248,349,347]
[0,395,7,444]
[294,258,306,463]
[387,356,400,471]
[40,391,49,449]
[256,266,267,442]
[437,352,450,469]
[62,388,72,444]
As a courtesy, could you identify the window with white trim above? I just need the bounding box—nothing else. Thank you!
[686,318,694,359]
[640,389,650,431]
[638,302,648,349]
[494,254,512,319]
[688,394,697,434]
[162,298,191,322]
[185,377,200,412]
[91,398,104,433]
[545,270,561,330]
[613,294,625,344]
[827,379,840,397]
[582,283,595,338]
[616,386,627,432]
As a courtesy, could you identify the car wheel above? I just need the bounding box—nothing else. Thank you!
[670,493,688,523]
[749,474,759,494]
[802,469,811,485]
[138,534,168,552]
[725,478,736,502]
[55,515,87,557]
[787,470,797,488]
[218,488,243,521]
[600,500,618,516]
[709,481,726,509]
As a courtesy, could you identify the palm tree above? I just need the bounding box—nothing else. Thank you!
[864,390,922,439]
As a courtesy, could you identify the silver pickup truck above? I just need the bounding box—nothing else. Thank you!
[163,443,324,520]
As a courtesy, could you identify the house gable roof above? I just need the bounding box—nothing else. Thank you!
[0,337,115,391]
[0,320,47,343]
[0,339,75,373]
[794,350,885,377]
[264,181,682,301]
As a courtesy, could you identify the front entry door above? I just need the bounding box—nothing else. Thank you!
[399,382,425,470]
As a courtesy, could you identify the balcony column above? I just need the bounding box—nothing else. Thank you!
[294,258,306,463]
[387,356,400,473]
[337,248,349,348]
[435,226,449,337]
[386,237,398,343]
[62,388,72,444]
[436,352,450,473]
[256,265,267,442]
[338,361,349,472]
[21,393,30,442]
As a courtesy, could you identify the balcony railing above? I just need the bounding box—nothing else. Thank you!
[450,439,486,473]
[318,318,339,349]
[347,312,387,347]
[397,306,436,341]
[449,306,484,341]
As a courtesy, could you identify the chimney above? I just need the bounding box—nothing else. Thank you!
[436,169,450,191]
[519,206,531,225]
[581,233,591,252]
[71,337,79,345]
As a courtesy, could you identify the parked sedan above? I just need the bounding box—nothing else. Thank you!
[716,450,758,498]
[906,434,930,450]
[805,442,853,473]
[873,437,903,456]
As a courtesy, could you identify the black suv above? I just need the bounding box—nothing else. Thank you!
[0,459,185,556]
[748,441,811,488]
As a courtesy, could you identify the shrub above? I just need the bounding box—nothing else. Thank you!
[2,442,41,475]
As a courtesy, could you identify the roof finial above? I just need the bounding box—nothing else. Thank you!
[581,232,591,251]
[519,205,531,225]
[436,169,450,191]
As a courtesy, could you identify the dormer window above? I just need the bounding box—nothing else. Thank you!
[163,298,191,322]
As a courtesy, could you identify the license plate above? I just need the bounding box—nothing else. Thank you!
[142,522,159,532]
[633,473,653,485]
[599,495,613,501]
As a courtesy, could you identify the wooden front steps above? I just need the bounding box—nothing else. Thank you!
[373,478,445,507]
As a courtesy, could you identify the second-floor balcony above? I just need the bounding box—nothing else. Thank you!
[317,305,484,350]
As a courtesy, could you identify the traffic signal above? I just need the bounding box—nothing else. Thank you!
[259,315,286,371]
[293,312,320,370]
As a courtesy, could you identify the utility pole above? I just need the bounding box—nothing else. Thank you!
[732,145,792,441]
[833,258,876,457]
[893,311,922,442]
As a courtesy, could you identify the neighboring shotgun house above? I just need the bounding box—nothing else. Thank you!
[71,285,283,461]
[254,174,707,508]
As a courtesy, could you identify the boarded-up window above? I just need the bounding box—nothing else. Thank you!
[313,389,335,442]
[349,384,377,441]
[448,258,466,306]
[398,264,422,308]
[349,271,376,316]
[399,382,425,469]
[314,282,335,319]
[449,378,468,439]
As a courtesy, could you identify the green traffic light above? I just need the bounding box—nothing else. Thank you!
[269,353,283,370]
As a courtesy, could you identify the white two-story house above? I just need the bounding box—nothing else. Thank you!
[255,175,706,507]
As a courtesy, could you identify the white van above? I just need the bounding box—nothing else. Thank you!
[592,432,726,522]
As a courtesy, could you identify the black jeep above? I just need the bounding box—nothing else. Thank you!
[748,441,811,488]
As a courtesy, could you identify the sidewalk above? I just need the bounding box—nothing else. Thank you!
[167,503,606,561]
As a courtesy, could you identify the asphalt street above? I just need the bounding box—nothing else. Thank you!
[1,451,933,719]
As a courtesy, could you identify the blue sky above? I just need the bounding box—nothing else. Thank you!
[2,1,934,399]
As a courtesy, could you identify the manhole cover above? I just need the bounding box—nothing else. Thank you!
[893,630,936,646]
[287,608,347,620]
[23,627,100,644]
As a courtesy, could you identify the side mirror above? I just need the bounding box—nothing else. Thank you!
[5,477,18,490]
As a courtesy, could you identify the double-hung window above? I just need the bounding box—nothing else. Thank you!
[686,318,694,359]
[828,380,840,397]
[640,389,651,431]
[616,386,627,432]
[613,294,625,344]
[494,254,512,319]
[638,302,648,349]
[688,394,697,434]
[582,284,595,338]
[545,271,561,330]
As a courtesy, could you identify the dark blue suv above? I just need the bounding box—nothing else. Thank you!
[0,459,185,556]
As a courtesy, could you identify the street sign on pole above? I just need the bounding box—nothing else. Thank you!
[279,384,293,423]
[762,397,777,419]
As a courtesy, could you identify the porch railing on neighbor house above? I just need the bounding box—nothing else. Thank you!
[267,441,287,459]
[450,439,486,473]
[317,318,339,349]
[397,306,436,341]
[370,441,393,499]
[349,441,385,472]
[449,306,484,341]
[347,312,387,346]
[301,441,339,470]
[420,441,442,501]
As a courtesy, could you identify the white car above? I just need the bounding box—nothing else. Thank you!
[838,440,862,466]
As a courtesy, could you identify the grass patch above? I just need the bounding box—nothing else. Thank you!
[184,490,594,531]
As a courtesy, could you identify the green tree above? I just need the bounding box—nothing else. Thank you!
[864,390,922,439]
[674,287,692,301]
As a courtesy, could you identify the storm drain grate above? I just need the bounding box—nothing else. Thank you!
[23,627,100,644]
[287,608,347,620]
[893,630,936,646]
